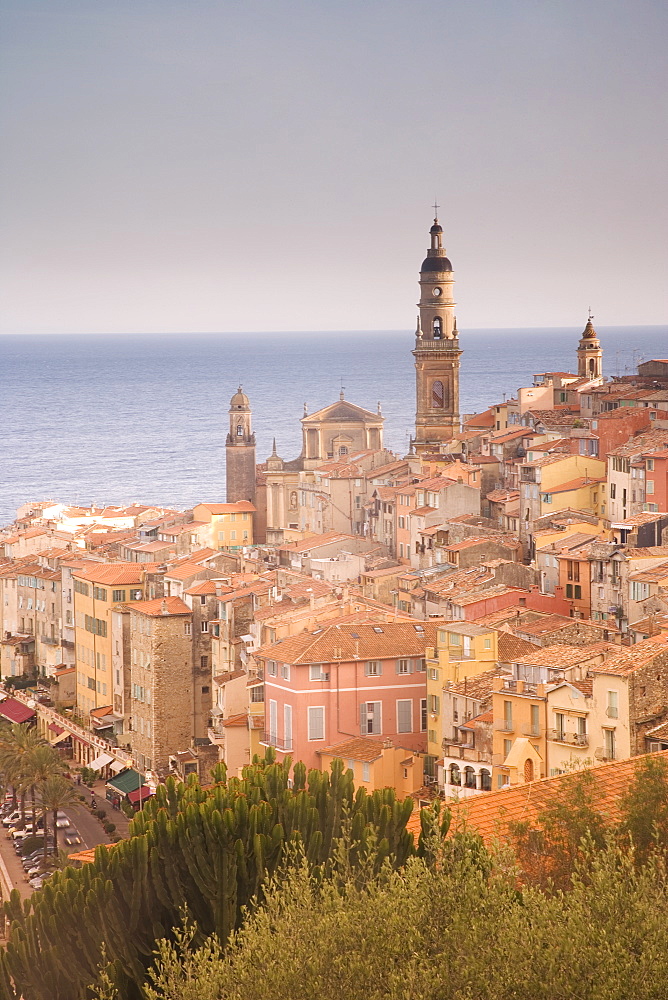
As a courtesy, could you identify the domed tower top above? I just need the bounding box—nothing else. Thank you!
[421,213,453,273]
[577,311,603,380]
[229,386,251,411]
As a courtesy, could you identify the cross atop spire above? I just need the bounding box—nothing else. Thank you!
[432,199,439,221]
[588,306,594,322]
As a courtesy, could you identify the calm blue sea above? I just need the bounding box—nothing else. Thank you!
[0,326,665,526]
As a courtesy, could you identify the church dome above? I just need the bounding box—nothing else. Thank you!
[230,386,250,409]
[421,255,453,273]
[581,318,598,340]
[430,221,443,234]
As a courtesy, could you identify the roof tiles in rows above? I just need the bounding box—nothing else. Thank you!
[72,563,147,585]
[278,531,358,553]
[447,668,500,700]
[497,632,542,662]
[317,736,394,762]
[608,429,668,458]
[590,635,668,676]
[129,596,191,617]
[628,560,668,583]
[196,502,256,514]
[512,641,617,668]
[256,619,443,664]
[415,752,668,845]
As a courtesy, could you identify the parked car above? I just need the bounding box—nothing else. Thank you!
[28,873,52,890]
[3,811,21,828]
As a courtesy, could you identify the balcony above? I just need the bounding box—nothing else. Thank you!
[494,719,514,733]
[606,707,619,719]
[259,732,293,752]
[594,747,617,761]
[547,729,589,747]
[521,724,541,737]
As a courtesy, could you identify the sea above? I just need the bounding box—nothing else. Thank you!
[0,326,665,527]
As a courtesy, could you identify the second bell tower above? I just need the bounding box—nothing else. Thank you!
[412,215,461,452]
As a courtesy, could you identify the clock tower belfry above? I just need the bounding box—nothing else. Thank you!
[412,215,461,453]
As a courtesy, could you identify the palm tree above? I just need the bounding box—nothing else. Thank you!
[25,743,64,830]
[0,723,47,827]
[38,775,78,860]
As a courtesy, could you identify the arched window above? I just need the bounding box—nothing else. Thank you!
[464,766,476,789]
[432,380,444,408]
[449,763,461,786]
[433,317,442,339]
[524,758,534,783]
[589,358,595,374]
[236,423,244,437]
[480,768,492,791]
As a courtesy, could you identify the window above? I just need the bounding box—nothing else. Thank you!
[74,580,90,597]
[610,483,616,499]
[129,589,142,601]
[421,698,427,732]
[200,595,207,605]
[230,531,237,541]
[112,589,125,602]
[604,728,616,760]
[201,621,209,633]
[530,704,540,736]
[484,637,491,649]
[308,706,325,741]
[365,660,381,676]
[397,699,412,733]
[360,701,381,735]
[184,622,192,636]
[503,701,513,730]
[647,480,654,494]
[250,685,264,702]
[646,458,654,471]
[269,700,277,740]
[543,494,552,504]
[93,587,107,601]
[309,664,325,681]
[397,658,411,675]
[428,694,440,714]
[574,585,582,600]
[607,690,618,719]
[503,739,512,757]
[631,581,650,601]
[284,704,292,747]
[362,763,370,782]
[267,660,277,677]
[432,380,444,407]
[554,711,565,741]
[200,655,209,670]
[280,663,290,681]
[428,667,439,681]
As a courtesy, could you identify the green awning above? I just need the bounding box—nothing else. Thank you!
[105,768,144,795]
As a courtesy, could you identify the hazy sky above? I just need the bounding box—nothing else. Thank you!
[1,0,666,334]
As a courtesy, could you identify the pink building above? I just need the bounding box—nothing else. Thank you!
[255,619,443,771]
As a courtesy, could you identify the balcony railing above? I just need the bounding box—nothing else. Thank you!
[259,732,294,752]
[521,724,541,737]
[494,719,514,733]
[606,706,619,719]
[594,747,616,761]
[547,729,589,747]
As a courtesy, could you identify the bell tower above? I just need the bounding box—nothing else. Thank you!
[226,386,256,503]
[577,311,603,382]
[412,213,461,452]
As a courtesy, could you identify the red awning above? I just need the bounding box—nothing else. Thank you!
[127,786,153,805]
[0,699,36,724]
[48,723,65,735]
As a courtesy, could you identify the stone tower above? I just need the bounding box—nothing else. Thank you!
[412,215,462,452]
[577,312,603,381]
[226,387,256,504]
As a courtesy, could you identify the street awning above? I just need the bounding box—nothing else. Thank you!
[89,752,114,770]
[106,768,144,795]
[127,786,153,805]
[51,730,71,745]
[109,760,125,774]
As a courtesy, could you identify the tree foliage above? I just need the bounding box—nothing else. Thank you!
[0,751,417,1000]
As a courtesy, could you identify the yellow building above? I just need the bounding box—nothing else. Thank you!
[72,564,148,717]
[520,454,607,540]
[491,675,546,789]
[425,623,499,759]
[193,502,256,550]
[318,736,424,796]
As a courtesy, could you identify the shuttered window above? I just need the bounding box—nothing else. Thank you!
[308,706,325,741]
[359,701,381,735]
[397,699,412,733]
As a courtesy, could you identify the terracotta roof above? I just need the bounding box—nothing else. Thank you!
[72,563,146,585]
[497,632,542,662]
[184,580,220,596]
[512,641,616,668]
[221,713,248,728]
[317,736,389,762]
[447,668,499,700]
[196,502,256,514]
[590,635,668,676]
[628,560,668,584]
[256,619,442,664]
[542,476,605,495]
[278,531,358,554]
[405,751,668,845]
[129,596,191,617]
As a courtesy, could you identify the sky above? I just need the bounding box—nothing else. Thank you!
[0,0,666,335]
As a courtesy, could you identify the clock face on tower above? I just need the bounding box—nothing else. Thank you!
[432,287,442,297]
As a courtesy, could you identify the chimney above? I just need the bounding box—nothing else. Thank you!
[161,599,169,616]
